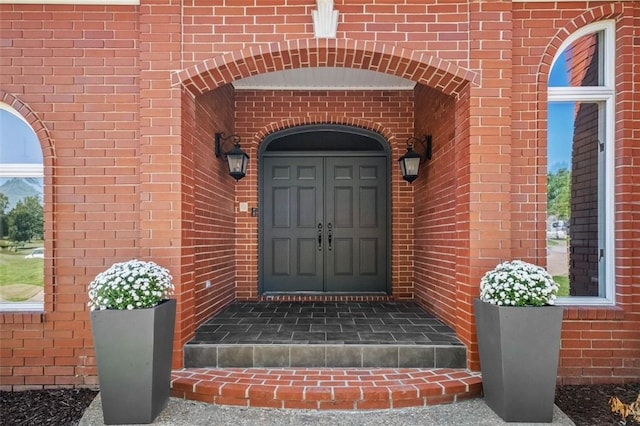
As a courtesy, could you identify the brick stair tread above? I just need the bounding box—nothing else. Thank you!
[171,368,482,410]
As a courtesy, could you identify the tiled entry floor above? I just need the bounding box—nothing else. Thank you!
[185,302,467,369]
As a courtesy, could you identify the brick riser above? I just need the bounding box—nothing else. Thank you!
[170,368,483,410]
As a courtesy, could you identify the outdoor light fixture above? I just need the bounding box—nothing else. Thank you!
[398,134,432,183]
[215,132,249,181]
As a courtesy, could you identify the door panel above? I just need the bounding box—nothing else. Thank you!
[324,157,387,292]
[263,157,324,292]
[262,155,387,293]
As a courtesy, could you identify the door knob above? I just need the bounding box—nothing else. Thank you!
[317,223,323,251]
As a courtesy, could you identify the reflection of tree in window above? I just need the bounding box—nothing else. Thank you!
[8,196,43,244]
[547,169,570,221]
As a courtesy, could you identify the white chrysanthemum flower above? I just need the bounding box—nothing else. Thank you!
[87,260,174,311]
[479,260,558,307]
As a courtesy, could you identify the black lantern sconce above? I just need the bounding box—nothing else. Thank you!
[398,134,432,183]
[215,132,249,181]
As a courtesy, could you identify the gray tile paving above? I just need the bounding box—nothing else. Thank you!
[184,302,468,368]
[187,301,461,345]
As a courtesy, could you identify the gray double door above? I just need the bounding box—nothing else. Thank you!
[261,154,389,293]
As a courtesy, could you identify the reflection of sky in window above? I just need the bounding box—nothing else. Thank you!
[549,51,570,87]
[548,51,573,173]
[0,109,43,164]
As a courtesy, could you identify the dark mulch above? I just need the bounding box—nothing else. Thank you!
[555,383,640,426]
[0,388,98,426]
[0,384,638,425]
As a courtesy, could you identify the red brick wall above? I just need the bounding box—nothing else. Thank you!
[180,1,471,68]
[1,0,638,390]
[0,5,141,389]
[190,86,238,326]
[233,89,415,299]
[413,84,459,328]
[137,0,185,366]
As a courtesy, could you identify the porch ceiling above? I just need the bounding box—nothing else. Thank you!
[232,67,416,90]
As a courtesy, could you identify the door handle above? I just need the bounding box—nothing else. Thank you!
[327,222,332,251]
[317,223,323,251]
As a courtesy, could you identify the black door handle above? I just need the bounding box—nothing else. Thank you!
[327,222,332,251]
[317,223,323,251]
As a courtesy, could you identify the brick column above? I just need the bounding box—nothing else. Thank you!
[457,0,513,370]
[138,0,190,368]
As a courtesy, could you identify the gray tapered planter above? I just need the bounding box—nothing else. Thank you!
[91,299,176,425]
[474,299,563,423]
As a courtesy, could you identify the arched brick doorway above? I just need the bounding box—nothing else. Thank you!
[176,39,476,367]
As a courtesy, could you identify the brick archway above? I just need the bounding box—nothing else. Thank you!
[175,39,478,97]
[253,115,395,148]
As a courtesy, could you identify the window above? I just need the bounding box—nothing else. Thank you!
[0,103,44,312]
[547,21,615,305]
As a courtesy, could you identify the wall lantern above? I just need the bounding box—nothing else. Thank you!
[398,135,432,183]
[215,132,249,181]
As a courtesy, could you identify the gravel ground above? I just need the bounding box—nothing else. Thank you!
[1,383,638,426]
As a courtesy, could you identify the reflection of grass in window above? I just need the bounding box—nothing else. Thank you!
[0,241,44,302]
[553,275,570,297]
[547,239,561,247]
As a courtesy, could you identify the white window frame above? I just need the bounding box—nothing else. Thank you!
[0,103,45,312]
[548,21,615,306]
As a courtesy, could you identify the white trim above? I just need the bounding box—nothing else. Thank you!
[555,296,614,307]
[233,67,416,91]
[548,87,614,101]
[312,0,339,39]
[603,73,616,307]
[0,0,138,4]
[0,164,44,177]
[0,302,43,312]
[235,85,415,91]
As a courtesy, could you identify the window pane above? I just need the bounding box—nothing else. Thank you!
[0,106,45,310]
[0,109,44,164]
[549,32,602,87]
[548,102,601,297]
[0,178,44,304]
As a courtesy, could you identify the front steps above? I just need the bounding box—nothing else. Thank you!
[184,343,466,368]
[170,368,482,410]
[175,302,480,410]
[184,301,467,369]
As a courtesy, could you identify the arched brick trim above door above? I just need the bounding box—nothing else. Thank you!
[253,115,395,147]
[174,39,479,98]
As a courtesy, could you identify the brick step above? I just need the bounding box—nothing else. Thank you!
[185,343,466,368]
[170,368,482,410]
